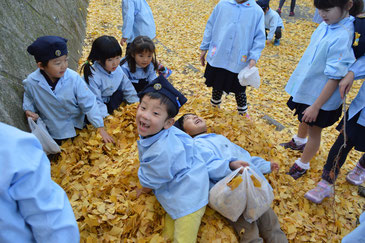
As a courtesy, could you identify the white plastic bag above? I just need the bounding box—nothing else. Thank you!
[28,117,61,155]
[238,66,261,89]
[208,167,247,222]
[243,167,274,223]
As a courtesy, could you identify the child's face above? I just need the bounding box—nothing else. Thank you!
[136,95,174,137]
[38,55,68,82]
[182,114,207,137]
[133,50,153,68]
[102,56,121,73]
[318,7,346,25]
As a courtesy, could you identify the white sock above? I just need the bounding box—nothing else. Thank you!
[293,135,308,145]
[295,159,310,170]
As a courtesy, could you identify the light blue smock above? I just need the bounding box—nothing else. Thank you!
[121,0,156,43]
[194,133,271,188]
[285,16,355,111]
[0,122,80,242]
[348,55,365,126]
[23,68,104,140]
[121,61,157,85]
[200,0,266,73]
[87,61,139,117]
[265,9,284,41]
[342,212,365,243]
[137,126,209,220]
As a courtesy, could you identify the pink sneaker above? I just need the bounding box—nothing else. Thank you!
[346,163,365,185]
[304,180,333,204]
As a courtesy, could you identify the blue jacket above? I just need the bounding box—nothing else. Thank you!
[265,9,284,41]
[348,55,365,126]
[193,133,271,188]
[122,0,156,43]
[341,212,365,243]
[200,0,266,73]
[0,122,80,242]
[87,62,139,117]
[121,61,157,85]
[285,16,355,111]
[23,68,104,139]
[137,126,209,219]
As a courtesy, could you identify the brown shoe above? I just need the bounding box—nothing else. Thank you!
[280,138,305,152]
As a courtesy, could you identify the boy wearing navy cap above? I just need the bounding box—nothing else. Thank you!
[23,36,114,144]
[136,75,210,242]
[257,0,284,46]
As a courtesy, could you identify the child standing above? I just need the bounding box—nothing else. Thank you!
[120,0,156,46]
[257,0,284,46]
[276,0,296,16]
[81,35,138,118]
[120,36,159,93]
[136,76,209,242]
[200,0,266,116]
[175,113,287,243]
[305,8,365,203]
[280,0,357,179]
[23,36,114,144]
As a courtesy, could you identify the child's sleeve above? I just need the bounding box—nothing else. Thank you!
[22,83,38,113]
[200,5,218,50]
[87,76,108,118]
[118,73,139,103]
[74,76,104,128]
[350,55,365,80]
[7,132,80,242]
[249,10,266,61]
[195,141,233,183]
[121,0,135,40]
[147,65,158,83]
[325,34,356,79]
[250,156,271,174]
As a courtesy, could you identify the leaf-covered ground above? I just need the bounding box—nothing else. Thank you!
[52,0,365,242]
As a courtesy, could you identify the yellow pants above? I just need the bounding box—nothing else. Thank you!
[163,206,206,243]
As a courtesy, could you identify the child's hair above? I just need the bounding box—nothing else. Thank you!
[141,92,178,118]
[121,36,158,73]
[175,113,194,131]
[314,0,363,16]
[80,35,122,84]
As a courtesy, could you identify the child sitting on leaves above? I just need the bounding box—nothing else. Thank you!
[257,0,284,46]
[174,113,287,243]
[23,36,114,144]
[135,76,209,242]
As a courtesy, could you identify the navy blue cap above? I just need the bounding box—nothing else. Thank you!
[256,0,269,9]
[27,36,68,62]
[138,75,187,112]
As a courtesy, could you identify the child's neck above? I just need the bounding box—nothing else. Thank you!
[236,0,248,3]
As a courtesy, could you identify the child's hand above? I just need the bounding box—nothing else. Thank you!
[200,50,207,66]
[339,71,354,99]
[302,105,319,123]
[249,59,256,68]
[120,37,128,46]
[270,162,279,172]
[136,187,152,198]
[98,127,115,144]
[266,40,273,45]
[25,110,39,121]
[230,160,249,173]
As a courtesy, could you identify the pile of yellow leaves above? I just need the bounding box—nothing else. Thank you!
[51,0,365,242]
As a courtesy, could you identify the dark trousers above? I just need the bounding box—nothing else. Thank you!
[132,79,149,93]
[106,89,124,114]
[322,132,365,184]
[265,27,282,40]
[278,0,296,12]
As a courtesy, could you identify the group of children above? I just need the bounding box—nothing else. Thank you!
[9,0,365,241]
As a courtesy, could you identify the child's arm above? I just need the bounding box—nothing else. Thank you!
[248,10,266,66]
[229,160,249,173]
[339,55,365,98]
[121,0,135,44]
[250,156,272,174]
[199,5,218,66]
[266,16,279,42]
[87,77,109,117]
[25,110,39,121]
[302,79,339,123]
[119,74,139,104]
[23,85,39,120]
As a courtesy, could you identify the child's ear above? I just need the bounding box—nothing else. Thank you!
[164,118,175,130]
[37,62,45,70]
